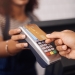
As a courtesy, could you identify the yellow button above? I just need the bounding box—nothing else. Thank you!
[50,51,54,55]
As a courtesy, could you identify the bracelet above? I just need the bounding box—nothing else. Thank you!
[5,41,14,56]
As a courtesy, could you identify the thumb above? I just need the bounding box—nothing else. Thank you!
[46,32,62,39]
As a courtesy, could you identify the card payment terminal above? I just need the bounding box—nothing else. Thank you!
[19,24,61,68]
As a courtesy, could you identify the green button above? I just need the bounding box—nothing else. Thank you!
[53,50,57,54]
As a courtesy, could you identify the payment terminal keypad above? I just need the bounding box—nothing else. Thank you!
[37,40,57,56]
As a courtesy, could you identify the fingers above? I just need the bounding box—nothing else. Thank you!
[13,43,28,54]
[45,38,54,43]
[11,34,26,41]
[9,28,21,35]
[46,30,74,39]
[55,39,63,46]
[59,49,71,56]
[46,32,63,43]
[56,45,71,58]
[46,32,63,39]
[56,45,68,51]
[62,30,74,33]
[16,43,28,49]
[7,40,28,55]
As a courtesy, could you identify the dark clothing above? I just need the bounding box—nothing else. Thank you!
[0,15,37,75]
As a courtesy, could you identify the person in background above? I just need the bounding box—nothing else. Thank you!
[45,30,75,59]
[0,0,38,75]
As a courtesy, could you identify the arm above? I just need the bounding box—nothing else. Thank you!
[0,15,28,57]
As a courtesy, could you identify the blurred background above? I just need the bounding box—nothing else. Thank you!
[34,0,75,21]
[34,0,75,75]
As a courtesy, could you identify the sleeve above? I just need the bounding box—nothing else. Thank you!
[0,14,5,37]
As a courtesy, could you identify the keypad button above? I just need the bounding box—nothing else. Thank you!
[39,44,44,47]
[44,50,48,53]
[48,49,51,51]
[42,47,46,50]
[47,44,50,46]
[46,52,51,56]
[42,41,45,44]
[51,48,54,50]
[43,44,47,46]
[37,42,42,45]
[53,50,57,54]
[50,51,54,55]
[49,45,53,48]
[46,46,50,49]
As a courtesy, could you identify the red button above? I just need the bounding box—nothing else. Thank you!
[46,52,50,56]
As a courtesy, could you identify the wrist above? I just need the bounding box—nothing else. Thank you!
[6,40,18,56]
[5,40,16,56]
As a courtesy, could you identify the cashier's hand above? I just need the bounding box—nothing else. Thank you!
[45,30,75,59]
[8,28,28,54]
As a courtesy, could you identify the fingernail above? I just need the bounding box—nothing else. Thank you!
[46,34,51,37]
[22,35,25,39]
[17,29,21,32]
[62,45,67,50]
[58,39,62,44]
[24,43,28,47]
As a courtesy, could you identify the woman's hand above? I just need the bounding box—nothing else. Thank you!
[7,28,28,55]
